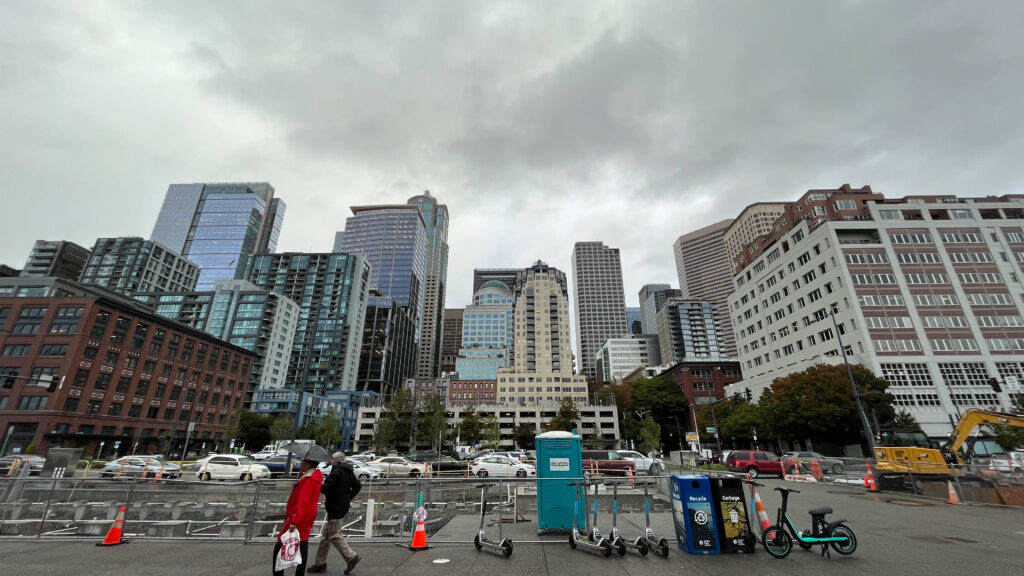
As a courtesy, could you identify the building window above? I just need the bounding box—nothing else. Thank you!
[17,396,48,410]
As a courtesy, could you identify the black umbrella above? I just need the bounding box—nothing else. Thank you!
[279,443,333,462]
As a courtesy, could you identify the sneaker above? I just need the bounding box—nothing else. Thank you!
[307,565,327,573]
[344,555,361,575]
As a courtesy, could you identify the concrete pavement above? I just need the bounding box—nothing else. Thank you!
[1,478,1022,575]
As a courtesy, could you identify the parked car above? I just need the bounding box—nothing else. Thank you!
[251,447,278,460]
[196,454,270,481]
[470,454,536,478]
[424,455,470,477]
[466,449,493,461]
[725,451,799,478]
[581,450,636,477]
[263,455,304,477]
[781,451,846,474]
[0,454,45,476]
[366,456,425,477]
[407,450,441,463]
[318,460,384,481]
[99,456,182,479]
[489,451,527,462]
[618,450,664,475]
[191,454,219,471]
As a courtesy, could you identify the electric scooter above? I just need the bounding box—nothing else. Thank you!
[568,481,612,557]
[638,478,671,557]
[608,481,648,556]
[761,487,857,559]
[473,483,512,557]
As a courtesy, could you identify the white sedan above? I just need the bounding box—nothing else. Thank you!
[366,456,425,477]
[470,455,536,478]
[317,461,384,481]
[196,454,271,481]
[618,450,665,475]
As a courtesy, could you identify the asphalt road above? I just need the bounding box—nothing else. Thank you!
[1,478,1022,576]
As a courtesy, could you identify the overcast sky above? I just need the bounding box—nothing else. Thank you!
[3,1,1024,309]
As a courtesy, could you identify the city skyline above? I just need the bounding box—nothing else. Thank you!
[5,2,1023,312]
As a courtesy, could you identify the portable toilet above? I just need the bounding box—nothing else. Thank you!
[535,430,583,531]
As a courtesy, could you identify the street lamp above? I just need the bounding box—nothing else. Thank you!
[830,305,875,452]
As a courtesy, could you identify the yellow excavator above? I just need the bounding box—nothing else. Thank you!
[872,409,1024,490]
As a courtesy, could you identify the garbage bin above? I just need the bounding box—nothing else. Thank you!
[669,475,720,554]
[710,477,754,553]
[536,430,584,531]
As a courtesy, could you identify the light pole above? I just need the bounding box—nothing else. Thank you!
[671,415,683,451]
[830,305,875,452]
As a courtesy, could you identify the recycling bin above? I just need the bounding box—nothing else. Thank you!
[535,430,584,531]
[670,475,721,554]
[710,477,754,553]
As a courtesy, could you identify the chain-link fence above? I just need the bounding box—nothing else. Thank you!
[0,473,682,543]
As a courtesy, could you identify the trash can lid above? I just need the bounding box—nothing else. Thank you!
[536,431,579,439]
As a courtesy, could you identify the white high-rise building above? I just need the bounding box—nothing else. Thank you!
[730,185,1024,438]
[571,242,627,384]
[674,220,737,358]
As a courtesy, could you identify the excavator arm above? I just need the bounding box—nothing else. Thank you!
[942,409,1024,464]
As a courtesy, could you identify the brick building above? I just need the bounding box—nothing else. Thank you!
[0,278,255,458]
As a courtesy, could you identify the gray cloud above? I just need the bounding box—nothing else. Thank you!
[3,0,1024,314]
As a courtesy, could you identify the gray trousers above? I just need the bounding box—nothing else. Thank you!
[314,518,357,566]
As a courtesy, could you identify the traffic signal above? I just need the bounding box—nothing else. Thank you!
[744,387,753,402]
[988,378,1003,393]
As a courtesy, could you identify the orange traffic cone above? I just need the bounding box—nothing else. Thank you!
[809,461,823,482]
[751,486,772,533]
[864,462,878,492]
[97,506,128,546]
[409,520,428,550]
[946,481,961,505]
[628,467,634,483]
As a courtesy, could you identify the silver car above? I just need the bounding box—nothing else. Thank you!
[781,451,845,474]
[99,456,182,479]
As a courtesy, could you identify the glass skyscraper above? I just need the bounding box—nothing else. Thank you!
[151,182,285,290]
[456,280,514,380]
[334,204,426,395]
[408,192,449,379]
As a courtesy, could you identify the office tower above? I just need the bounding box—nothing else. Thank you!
[408,192,449,379]
[135,279,300,405]
[456,281,514,380]
[498,261,589,406]
[571,242,628,384]
[639,284,679,335]
[150,182,285,290]
[596,334,662,384]
[240,252,370,397]
[723,202,788,273]
[440,308,464,376]
[729,184,1024,437]
[656,299,725,365]
[674,220,737,358]
[473,268,519,294]
[335,203,426,395]
[0,276,255,458]
[625,307,643,335]
[20,240,91,280]
[79,237,199,296]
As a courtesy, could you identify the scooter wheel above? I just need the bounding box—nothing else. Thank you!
[569,534,577,550]
[637,539,649,556]
[614,537,626,556]
[474,534,482,551]
[657,538,670,557]
[600,541,613,557]
[502,540,513,557]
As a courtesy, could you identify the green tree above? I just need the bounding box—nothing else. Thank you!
[416,394,448,450]
[760,363,894,447]
[373,417,397,452]
[313,411,342,449]
[887,410,923,431]
[270,414,295,442]
[376,389,414,450]
[631,376,688,449]
[547,396,582,432]
[514,423,536,450]
[235,412,271,452]
[636,417,661,453]
[481,415,501,449]
[992,394,1024,450]
[460,406,483,446]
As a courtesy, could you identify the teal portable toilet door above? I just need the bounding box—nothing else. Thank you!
[535,430,582,531]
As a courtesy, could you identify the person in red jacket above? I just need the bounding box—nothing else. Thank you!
[273,459,323,576]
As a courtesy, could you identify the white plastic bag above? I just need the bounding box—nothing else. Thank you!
[275,528,302,571]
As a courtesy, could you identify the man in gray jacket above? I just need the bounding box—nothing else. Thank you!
[308,452,361,574]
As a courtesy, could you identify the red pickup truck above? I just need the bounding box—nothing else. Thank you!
[582,450,636,477]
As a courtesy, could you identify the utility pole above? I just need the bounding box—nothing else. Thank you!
[830,306,875,453]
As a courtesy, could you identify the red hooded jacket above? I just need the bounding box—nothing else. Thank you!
[280,468,323,541]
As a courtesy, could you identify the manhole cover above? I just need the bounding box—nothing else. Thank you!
[827,490,865,495]
[886,499,934,507]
